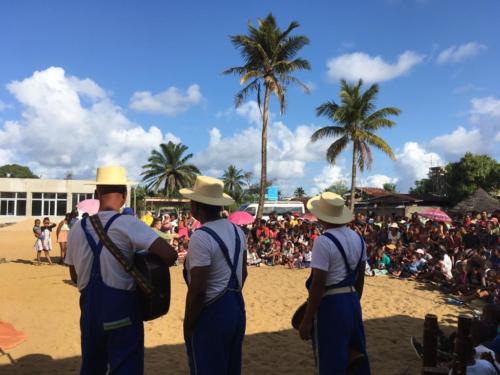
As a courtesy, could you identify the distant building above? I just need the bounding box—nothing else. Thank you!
[0,177,132,220]
[428,166,447,196]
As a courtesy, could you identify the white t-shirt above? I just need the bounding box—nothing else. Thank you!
[475,345,500,369]
[185,219,246,302]
[303,251,312,262]
[448,359,497,375]
[66,211,159,291]
[311,226,367,286]
[442,254,453,279]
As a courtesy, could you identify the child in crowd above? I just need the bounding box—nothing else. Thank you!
[33,218,55,265]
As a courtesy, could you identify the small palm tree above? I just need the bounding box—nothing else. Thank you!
[294,186,306,198]
[311,79,400,210]
[224,13,310,219]
[222,165,245,194]
[141,141,200,197]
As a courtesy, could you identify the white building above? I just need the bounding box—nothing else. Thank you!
[0,177,132,222]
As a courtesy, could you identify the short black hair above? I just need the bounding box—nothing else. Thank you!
[191,200,221,216]
[96,185,127,197]
[43,217,50,221]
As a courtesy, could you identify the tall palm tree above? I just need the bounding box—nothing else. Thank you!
[222,165,245,194]
[224,13,310,219]
[294,186,306,198]
[141,141,200,197]
[311,79,400,210]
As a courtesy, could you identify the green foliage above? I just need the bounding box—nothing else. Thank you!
[446,153,500,204]
[409,178,433,195]
[383,182,396,192]
[141,141,200,197]
[324,181,349,195]
[294,186,306,198]
[222,165,245,195]
[0,164,38,178]
[311,79,400,209]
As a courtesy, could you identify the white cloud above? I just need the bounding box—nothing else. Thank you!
[395,142,444,191]
[359,174,398,189]
[193,116,331,190]
[235,100,262,125]
[310,165,348,195]
[470,96,500,118]
[436,42,486,64]
[326,50,425,83]
[129,84,202,116]
[1,67,178,179]
[429,126,483,158]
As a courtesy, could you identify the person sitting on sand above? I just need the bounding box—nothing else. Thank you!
[298,192,370,374]
[65,166,177,375]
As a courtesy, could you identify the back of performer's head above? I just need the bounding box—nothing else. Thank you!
[190,200,221,218]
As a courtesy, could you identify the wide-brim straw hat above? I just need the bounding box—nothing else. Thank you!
[86,166,128,185]
[180,176,234,207]
[306,192,353,225]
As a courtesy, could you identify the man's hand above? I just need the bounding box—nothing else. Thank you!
[299,320,312,341]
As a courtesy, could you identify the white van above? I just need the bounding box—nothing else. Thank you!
[238,201,305,221]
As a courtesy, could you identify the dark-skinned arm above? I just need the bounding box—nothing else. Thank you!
[355,261,366,299]
[242,251,248,287]
[148,237,178,267]
[69,265,78,284]
[184,266,209,338]
[299,268,327,340]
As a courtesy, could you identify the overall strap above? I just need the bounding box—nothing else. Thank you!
[323,232,352,274]
[354,232,366,272]
[198,224,241,289]
[81,213,121,255]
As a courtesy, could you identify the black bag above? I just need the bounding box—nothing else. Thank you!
[89,215,171,321]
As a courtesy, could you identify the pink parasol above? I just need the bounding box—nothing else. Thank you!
[301,212,318,222]
[417,208,452,223]
[228,211,255,226]
[77,199,100,215]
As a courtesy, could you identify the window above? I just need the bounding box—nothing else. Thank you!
[0,192,27,216]
[72,193,94,208]
[31,193,67,216]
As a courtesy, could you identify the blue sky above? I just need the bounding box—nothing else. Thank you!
[0,0,499,194]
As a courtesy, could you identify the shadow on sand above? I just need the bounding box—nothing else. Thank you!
[0,314,457,375]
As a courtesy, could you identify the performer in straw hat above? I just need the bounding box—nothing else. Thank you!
[65,166,177,375]
[298,192,370,374]
[180,175,247,375]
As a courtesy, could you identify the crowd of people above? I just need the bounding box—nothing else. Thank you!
[139,207,500,307]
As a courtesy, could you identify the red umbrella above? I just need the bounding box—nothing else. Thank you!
[228,211,255,226]
[417,208,452,223]
[77,199,100,215]
[301,212,318,222]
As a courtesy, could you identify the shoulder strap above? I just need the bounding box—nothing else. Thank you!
[355,232,366,272]
[198,224,241,287]
[89,214,154,295]
[323,232,352,273]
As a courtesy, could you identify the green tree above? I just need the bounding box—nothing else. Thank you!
[224,13,310,219]
[294,186,306,198]
[0,164,38,178]
[325,181,349,196]
[383,182,396,192]
[409,178,433,195]
[141,141,200,197]
[446,153,500,204]
[311,79,400,210]
[222,165,245,195]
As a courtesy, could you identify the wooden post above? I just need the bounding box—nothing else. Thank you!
[451,315,472,375]
[422,314,438,375]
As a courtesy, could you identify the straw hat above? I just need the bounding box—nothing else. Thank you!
[180,176,234,207]
[306,192,353,225]
[390,223,399,229]
[87,166,128,185]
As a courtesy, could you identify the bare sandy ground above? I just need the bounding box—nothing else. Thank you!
[0,220,468,374]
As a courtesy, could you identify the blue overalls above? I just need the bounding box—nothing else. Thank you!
[79,213,144,375]
[307,232,371,375]
[184,225,246,375]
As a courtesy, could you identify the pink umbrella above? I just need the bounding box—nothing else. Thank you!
[301,212,318,222]
[417,208,452,223]
[228,211,255,226]
[77,199,100,215]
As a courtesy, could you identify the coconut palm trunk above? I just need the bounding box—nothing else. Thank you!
[350,142,357,211]
[257,84,271,220]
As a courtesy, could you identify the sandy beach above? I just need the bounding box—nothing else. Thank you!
[0,220,469,375]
